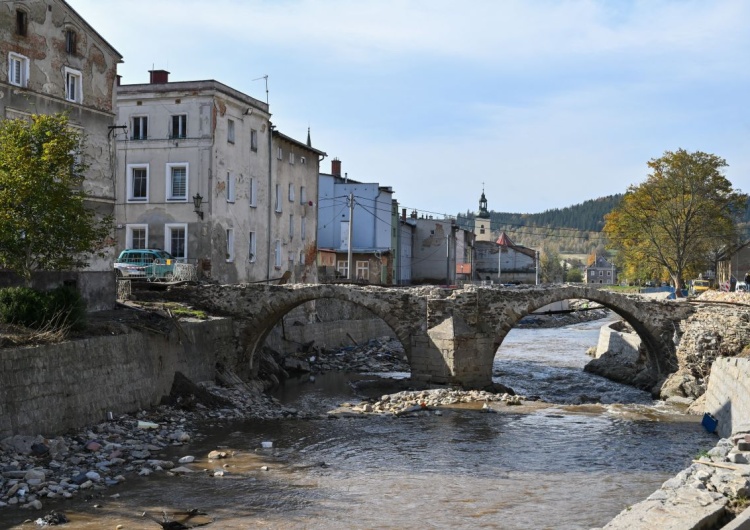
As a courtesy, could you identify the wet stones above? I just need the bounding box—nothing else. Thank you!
[341,388,525,416]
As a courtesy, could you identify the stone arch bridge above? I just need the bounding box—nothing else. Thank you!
[166,283,694,390]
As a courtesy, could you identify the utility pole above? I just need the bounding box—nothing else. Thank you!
[497,245,502,285]
[446,230,450,286]
[535,250,540,285]
[347,192,354,280]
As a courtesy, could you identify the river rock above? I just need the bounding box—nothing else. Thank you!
[178,456,195,464]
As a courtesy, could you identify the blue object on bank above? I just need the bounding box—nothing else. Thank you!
[702,413,718,434]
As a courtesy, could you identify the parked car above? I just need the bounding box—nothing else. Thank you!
[689,279,711,296]
[114,249,175,280]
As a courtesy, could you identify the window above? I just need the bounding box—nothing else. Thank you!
[301,217,307,240]
[248,232,257,262]
[289,152,295,164]
[300,186,307,205]
[590,270,595,277]
[300,156,306,165]
[274,240,282,268]
[132,116,148,140]
[165,224,187,261]
[127,164,149,202]
[226,228,234,262]
[607,271,611,276]
[16,10,27,36]
[227,119,235,143]
[8,53,28,87]
[65,30,77,55]
[250,129,258,151]
[227,173,236,203]
[171,114,187,139]
[337,260,349,278]
[289,214,294,239]
[249,177,257,207]
[64,67,82,103]
[277,147,282,160]
[288,183,295,202]
[299,250,305,265]
[166,163,188,201]
[275,184,282,212]
[126,224,148,249]
[356,261,369,281]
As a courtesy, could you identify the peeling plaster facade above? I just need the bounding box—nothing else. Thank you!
[0,0,122,308]
[115,75,324,284]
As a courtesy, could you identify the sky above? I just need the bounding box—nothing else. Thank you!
[69,0,749,218]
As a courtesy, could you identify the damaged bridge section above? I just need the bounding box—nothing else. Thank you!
[163,283,694,390]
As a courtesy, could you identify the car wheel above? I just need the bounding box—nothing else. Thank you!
[163,272,173,281]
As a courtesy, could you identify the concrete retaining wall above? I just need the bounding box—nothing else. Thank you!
[595,321,641,361]
[0,318,232,439]
[704,357,750,439]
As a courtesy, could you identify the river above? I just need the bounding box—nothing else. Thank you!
[1,314,716,529]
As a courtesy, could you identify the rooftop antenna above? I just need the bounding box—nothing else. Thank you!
[253,75,269,105]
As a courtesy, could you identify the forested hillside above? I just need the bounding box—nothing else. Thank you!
[457,195,623,255]
[456,194,749,256]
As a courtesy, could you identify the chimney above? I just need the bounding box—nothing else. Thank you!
[149,69,170,84]
[331,158,341,177]
[116,75,121,86]
[402,208,406,221]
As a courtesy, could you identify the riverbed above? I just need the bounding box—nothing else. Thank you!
[0,315,716,529]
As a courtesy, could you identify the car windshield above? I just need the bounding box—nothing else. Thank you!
[156,251,173,260]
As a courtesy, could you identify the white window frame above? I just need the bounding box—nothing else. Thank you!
[126,163,149,202]
[126,224,148,249]
[288,152,295,164]
[300,186,307,205]
[288,183,295,202]
[274,240,282,268]
[226,228,235,262]
[165,163,188,201]
[248,231,257,262]
[227,119,235,144]
[249,177,257,207]
[63,67,82,103]
[300,156,306,165]
[165,223,188,261]
[356,260,369,281]
[132,115,148,140]
[275,184,282,212]
[301,216,307,240]
[336,260,349,278]
[289,213,294,239]
[277,147,283,160]
[8,52,29,87]
[227,172,236,203]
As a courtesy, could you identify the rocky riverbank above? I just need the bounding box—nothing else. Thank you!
[0,376,301,513]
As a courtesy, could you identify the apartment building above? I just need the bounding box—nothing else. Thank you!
[115,71,324,284]
[0,0,122,308]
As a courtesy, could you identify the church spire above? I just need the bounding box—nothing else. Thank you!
[477,186,490,219]
[306,127,311,147]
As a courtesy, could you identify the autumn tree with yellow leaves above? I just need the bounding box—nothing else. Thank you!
[604,149,746,294]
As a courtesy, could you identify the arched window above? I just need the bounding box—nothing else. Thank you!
[65,29,77,55]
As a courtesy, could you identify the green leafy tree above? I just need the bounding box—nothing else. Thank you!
[0,114,112,284]
[565,267,583,283]
[604,149,746,295]
[539,246,564,283]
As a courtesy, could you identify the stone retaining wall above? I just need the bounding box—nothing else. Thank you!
[704,357,750,439]
[0,318,231,439]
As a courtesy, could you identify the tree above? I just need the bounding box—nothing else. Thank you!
[539,246,564,283]
[0,114,112,284]
[565,267,583,283]
[604,149,746,295]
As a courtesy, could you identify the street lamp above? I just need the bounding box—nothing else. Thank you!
[192,193,204,220]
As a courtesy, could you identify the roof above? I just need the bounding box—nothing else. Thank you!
[273,130,327,157]
[60,0,123,61]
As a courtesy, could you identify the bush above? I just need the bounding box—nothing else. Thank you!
[0,285,86,330]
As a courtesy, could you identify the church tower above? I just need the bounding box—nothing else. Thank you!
[474,188,493,242]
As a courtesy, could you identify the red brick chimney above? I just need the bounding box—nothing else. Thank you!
[331,158,341,177]
[149,69,170,84]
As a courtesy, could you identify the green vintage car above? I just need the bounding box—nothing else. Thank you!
[114,249,176,280]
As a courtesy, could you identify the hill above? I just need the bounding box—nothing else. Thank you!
[457,195,623,255]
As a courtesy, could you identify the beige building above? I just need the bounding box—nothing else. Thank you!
[115,71,324,284]
[0,0,122,309]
